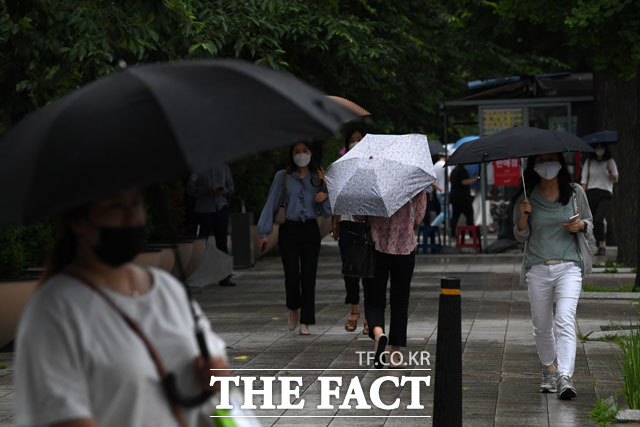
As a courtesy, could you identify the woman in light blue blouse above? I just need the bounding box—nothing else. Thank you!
[258,142,331,335]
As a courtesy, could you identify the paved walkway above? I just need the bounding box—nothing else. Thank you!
[0,240,633,426]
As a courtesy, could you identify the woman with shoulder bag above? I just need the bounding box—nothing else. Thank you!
[513,153,593,400]
[257,141,331,335]
[334,128,370,334]
[580,144,618,256]
[357,190,426,369]
[15,188,229,427]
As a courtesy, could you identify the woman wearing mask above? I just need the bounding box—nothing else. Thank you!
[580,144,618,256]
[15,189,229,426]
[258,142,331,335]
[359,190,427,369]
[513,153,593,400]
[332,128,369,334]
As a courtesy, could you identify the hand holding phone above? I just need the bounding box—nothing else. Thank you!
[568,213,579,222]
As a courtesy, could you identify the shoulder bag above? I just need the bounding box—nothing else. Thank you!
[274,170,288,225]
[341,218,376,279]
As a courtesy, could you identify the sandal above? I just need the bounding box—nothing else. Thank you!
[345,311,359,332]
[362,320,369,335]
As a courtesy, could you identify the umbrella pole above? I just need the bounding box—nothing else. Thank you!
[480,163,488,250]
[520,159,527,198]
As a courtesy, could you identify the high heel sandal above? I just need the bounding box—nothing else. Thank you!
[345,311,359,332]
[362,320,369,335]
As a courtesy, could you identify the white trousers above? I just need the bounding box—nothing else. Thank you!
[526,262,582,377]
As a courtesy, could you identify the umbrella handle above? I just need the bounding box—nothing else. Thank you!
[164,374,213,407]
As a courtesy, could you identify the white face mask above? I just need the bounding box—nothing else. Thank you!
[595,147,605,156]
[293,152,311,167]
[348,141,358,150]
[534,161,562,180]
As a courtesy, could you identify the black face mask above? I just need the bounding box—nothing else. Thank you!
[92,226,146,267]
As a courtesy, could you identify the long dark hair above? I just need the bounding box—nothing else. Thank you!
[587,144,611,161]
[344,127,367,151]
[513,153,572,205]
[40,206,89,284]
[286,141,322,187]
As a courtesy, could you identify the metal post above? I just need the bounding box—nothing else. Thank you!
[433,276,462,427]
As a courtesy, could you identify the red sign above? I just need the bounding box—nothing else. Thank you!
[493,158,520,186]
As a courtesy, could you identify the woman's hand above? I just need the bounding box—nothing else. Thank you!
[517,198,532,231]
[195,356,229,391]
[258,237,269,253]
[563,218,585,233]
[519,198,532,217]
[315,191,328,203]
[317,168,325,182]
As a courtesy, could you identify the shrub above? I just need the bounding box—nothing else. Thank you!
[21,220,53,268]
[617,325,640,409]
[0,227,26,279]
[588,398,618,426]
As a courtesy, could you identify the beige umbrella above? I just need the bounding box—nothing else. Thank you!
[327,95,371,116]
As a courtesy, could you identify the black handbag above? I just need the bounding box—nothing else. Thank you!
[342,220,376,279]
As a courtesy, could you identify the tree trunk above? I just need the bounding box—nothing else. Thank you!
[593,70,640,270]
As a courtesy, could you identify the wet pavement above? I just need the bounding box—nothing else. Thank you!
[0,239,634,426]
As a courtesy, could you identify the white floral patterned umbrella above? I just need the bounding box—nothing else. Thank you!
[325,133,436,217]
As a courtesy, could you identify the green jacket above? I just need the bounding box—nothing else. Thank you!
[513,183,594,286]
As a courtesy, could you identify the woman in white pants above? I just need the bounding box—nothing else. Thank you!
[513,152,593,400]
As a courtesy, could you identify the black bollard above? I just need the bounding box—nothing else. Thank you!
[433,276,462,427]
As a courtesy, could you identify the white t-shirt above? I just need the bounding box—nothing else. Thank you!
[15,267,227,427]
[433,159,448,193]
[580,158,618,193]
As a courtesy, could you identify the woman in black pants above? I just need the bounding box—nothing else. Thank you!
[580,144,618,256]
[449,164,479,238]
[257,142,331,335]
[358,190,426,368]
[333,127,369,334]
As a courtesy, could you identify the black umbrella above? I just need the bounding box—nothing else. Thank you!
[0,58,356,408]
[445,126,594,167]
[0,59,356,226]
[445,126,594,226]
[428,139,446,157]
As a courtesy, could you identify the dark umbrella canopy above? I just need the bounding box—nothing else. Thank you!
[445,126,594,166]
[428,139,446,157]
[0,59,356,225]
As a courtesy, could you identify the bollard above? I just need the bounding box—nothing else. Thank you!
[433,276,462,427]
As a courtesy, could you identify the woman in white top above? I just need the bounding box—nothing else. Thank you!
[15,189,229,427]
[580,144,618,255]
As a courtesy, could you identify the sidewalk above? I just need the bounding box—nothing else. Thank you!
[0,239,632,426]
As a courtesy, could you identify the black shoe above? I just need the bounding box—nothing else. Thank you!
[219,278,236,287]
[373,333,388,369]
[596,247,606,256]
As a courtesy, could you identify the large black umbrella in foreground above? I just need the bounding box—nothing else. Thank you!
[0,58,356,407]
[0,59,356,226]
[445,126,594,167]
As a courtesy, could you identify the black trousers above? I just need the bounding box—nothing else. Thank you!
[586,188,612,244]
[338,221,366,305]
[197,206,229,253]
[363,250,415,347]
[450,198,474,237]
[278,220,321,325]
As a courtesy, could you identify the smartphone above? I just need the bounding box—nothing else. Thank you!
[568,213,580,222]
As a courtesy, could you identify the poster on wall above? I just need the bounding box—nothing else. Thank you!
[481,108,523,186]
[493,158,521,186]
